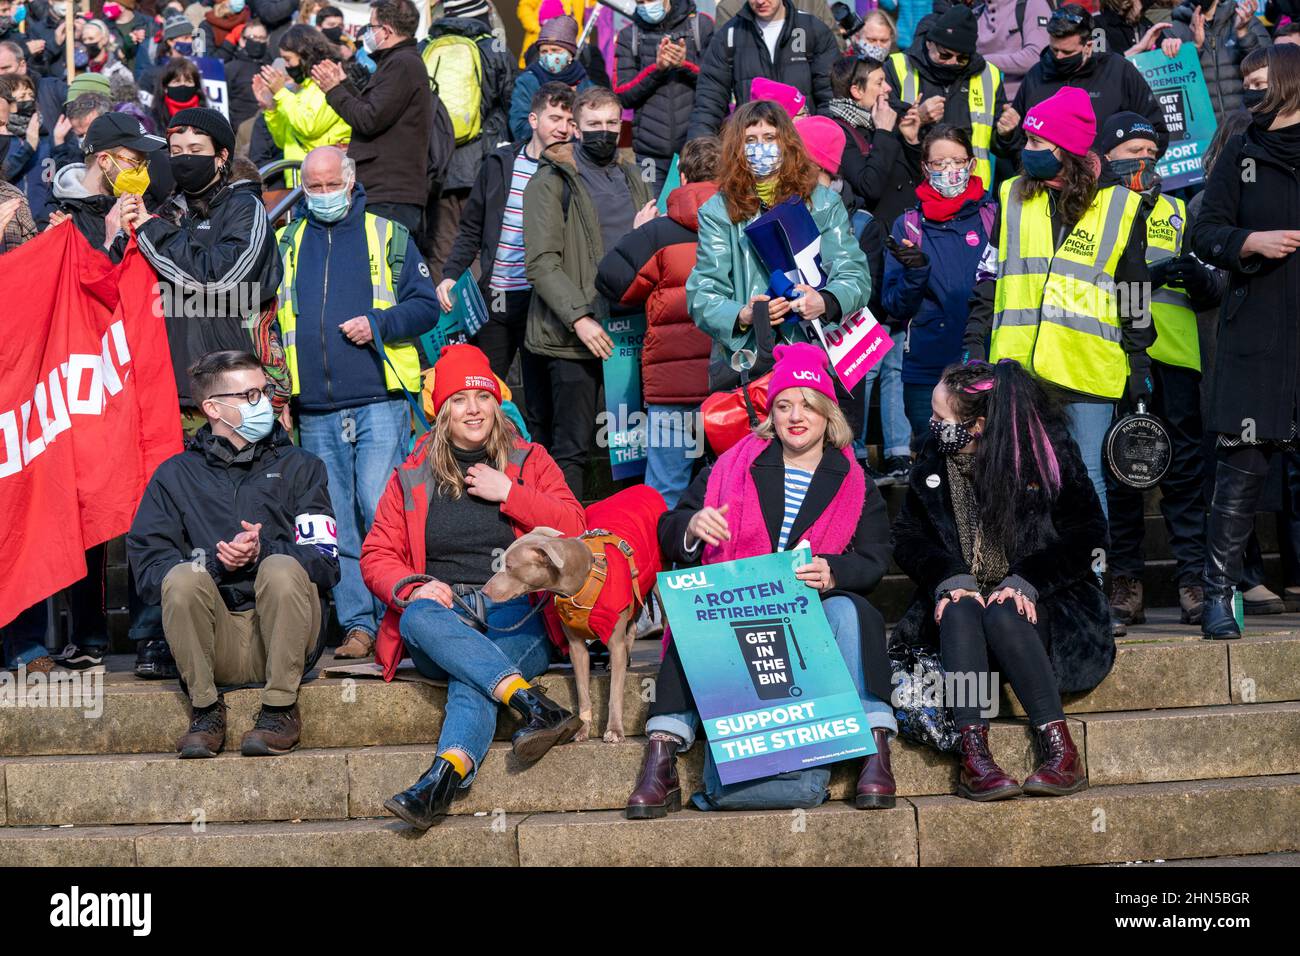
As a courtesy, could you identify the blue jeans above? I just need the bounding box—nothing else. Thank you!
[299,399,409,638]
[1065,401,1116,519]
[903,382,934,442]
[2,601,49,669]
[859,330,911,459]
[647,595,898,748]
[645,403,699,509]
[399,596,552,784]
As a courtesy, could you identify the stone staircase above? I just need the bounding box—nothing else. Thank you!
[7,485,1300,866]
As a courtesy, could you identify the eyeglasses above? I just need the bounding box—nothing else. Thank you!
[1048,9,1087,26]
[209,386,275,406]
[108,152,148,171]
[929,44,969,66]
[925,158,970,171]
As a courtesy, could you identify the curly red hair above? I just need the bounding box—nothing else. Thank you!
[716,99,820,223]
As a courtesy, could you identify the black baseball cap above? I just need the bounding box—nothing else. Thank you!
[82,112,166,155]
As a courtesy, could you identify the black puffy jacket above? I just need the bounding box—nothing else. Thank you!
[686,0,838,138]
[614,0,715,161]
[136,178,283,406]
[127,424,340,612]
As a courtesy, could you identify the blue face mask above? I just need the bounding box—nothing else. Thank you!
[173,40,194,57]
[539,50,572,74]
[229,0,246,12]
[217,394,275,443]
[13,5,26,25]
[1022,146,1062,180]
[744,140,781,177]
[639,1,667,23]
[306,186,351,223]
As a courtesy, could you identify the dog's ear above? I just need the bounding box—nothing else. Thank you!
[530,526,564,538]
[535,536,568,573]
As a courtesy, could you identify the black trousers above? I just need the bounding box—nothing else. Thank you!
[366,201,424,237]
[519,348,601,498]
[938,596,1065,729]
[1106,361,1206,585]
[472,289,531,384]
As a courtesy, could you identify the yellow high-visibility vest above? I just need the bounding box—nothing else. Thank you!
[990,177,1144,399]
[1145,193,1201,372]
[889,52,1002,193]
[275,213,422,396]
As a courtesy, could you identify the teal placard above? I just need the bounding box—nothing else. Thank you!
[417,272,489,364]
[656,153,681,214]
[600,312,647,480]
[1128,45,1218,190]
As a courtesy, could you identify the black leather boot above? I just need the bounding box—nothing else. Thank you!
[507,685,583,763]
[384,756,461,831]
[1202,459,1266,640]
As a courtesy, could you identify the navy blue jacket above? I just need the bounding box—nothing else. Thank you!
[287,184,439,413]
[883,194,997,387]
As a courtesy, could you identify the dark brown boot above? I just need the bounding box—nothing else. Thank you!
[177,699,227,759]
[1109,574,1145,625]
[1022,720,1087,796]
[855,728,896,809]
[626,734,682,819]
[956,723,1021,801]
[240,704,302,756]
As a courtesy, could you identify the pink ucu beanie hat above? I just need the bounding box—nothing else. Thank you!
[1022,85,1096,157]
[768,342,838,405]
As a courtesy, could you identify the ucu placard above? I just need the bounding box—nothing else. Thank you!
[295,513,338,559]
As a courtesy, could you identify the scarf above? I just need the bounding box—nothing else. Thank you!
[527,56,588,90]
[701,433,865,565]
[754,176,778,207]
[915,174,985,223]
[826,97,874,132]
[164,93,201,117]
[1253,119,1300,169]
[945,453,1007,592]
[204,9,249,47]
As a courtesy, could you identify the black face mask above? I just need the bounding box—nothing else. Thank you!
[1243,87,1267,112]
[170,153,219,195]
[167,84,199,102]
[242,39,267,59]
[84,43,102,60]
[14,100,35,118]
[286,63,308,84]
[579,129,618,165]
[930,416,976,454]
[321,26,344,43]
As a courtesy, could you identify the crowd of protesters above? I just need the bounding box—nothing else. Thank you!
[4,0,1300,824]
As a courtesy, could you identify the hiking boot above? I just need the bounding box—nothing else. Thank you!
[240,704,302,756]
[333,628,375,660]
[53,642,106,671]
[177,700,227,758]
[1110,613,1128,638]
[384,756,462,831]
[1179,585,1205,625]
[1022,720,1087,796]
[855,728,896,809]
[626,734,682,820]
[1109,574,1145,626]
[956,723,1021,801]
[1242,584,1285,615]
[134,638,179,680]
[507,685,583,763]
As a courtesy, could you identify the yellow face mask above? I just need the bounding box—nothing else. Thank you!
[107,154,150,196]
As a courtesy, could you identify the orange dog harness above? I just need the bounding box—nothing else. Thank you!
[553,530,642,642]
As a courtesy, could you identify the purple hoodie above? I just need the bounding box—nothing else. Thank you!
[976,0,1054,98]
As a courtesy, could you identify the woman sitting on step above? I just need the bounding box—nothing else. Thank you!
[626,343,899,818]
[890,360,1114,801]
[360,345,587,831]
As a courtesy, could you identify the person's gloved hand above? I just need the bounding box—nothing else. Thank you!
[1160,255,1201,288]
[887,235,929,269]
[1148,256,1173,289]
[962,340,987,364]
[1128,352,1154,408]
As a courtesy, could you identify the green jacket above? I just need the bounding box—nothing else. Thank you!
[686,184,873,364]
[523,142,653,360]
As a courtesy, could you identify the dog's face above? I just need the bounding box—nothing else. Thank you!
[481,528,571,602]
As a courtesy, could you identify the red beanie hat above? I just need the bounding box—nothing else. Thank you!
[794,116,845,176]
[767,342,838,405]
[1022,86,1096,157]
[432,344,502,413]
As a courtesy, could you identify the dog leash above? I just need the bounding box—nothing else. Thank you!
[390,574,551,633]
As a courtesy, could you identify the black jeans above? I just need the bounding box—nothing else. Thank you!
[938,596,1065,729]
[1106,361,1206,585]
[520,349,601,497]
[366,201,424,236]
[472,289,531,383]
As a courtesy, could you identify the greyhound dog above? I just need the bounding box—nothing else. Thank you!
[482,528,647,743]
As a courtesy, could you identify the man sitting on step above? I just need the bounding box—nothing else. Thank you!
[127,350,341,759]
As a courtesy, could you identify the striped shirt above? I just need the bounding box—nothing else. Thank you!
[776,467,813,551]
[489,152,539,293]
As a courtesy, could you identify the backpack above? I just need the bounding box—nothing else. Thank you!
[901,202,998,251]
[427,91,456,191]
[1010,0,1057,36]
[422,33,484,145]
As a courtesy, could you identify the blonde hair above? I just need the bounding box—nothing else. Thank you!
[429,396,520,499]
[755,387,854,449]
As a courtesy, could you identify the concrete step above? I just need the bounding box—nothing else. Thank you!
[0,719,1078,826]
[9,774,1294,866]
[6,626,1299,758]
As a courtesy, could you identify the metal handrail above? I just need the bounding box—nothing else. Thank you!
[258,158,304,224]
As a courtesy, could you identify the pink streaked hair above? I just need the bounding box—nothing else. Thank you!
[1004,376,1061,495]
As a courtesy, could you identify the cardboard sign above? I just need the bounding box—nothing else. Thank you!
[1128,45,1218,190]
[812,308,894,391]
[417,272,488,363]
[196,57,229,120]
[601,311,648,480]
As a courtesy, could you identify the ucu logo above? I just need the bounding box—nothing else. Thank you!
[1024,117,1044,130]
[792,370,820,381]
[666,570,709,590]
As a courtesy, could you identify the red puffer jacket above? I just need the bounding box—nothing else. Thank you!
[360,432,586,681]
[596,180,717,406]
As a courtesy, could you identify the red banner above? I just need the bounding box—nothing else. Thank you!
[0,223,182,628]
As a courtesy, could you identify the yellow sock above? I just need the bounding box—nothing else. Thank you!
[439,750,469,779]
[498,675,530,704]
